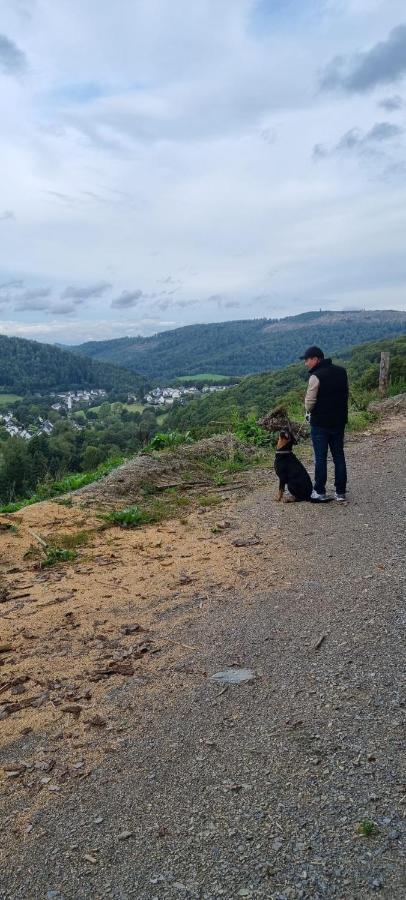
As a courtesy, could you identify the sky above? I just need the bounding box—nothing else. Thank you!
[0,0,405,344]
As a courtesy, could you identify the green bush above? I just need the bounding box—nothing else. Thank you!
[232,412,270,446]
[146,430,194,451]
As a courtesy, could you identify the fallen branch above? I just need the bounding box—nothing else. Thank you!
[28,529,48,548]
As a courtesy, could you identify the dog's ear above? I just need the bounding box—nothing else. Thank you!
[279,429,290,439]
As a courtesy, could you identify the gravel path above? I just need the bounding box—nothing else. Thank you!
[1,429,405,900]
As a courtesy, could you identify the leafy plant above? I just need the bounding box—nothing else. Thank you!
[232,412,270,446]
[357,820,378,837]
[213,474,227,486]
[103,505,155,528]
[146,430,193,451]
[42,546,77,568]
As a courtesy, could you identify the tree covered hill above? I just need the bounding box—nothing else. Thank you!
[70,310,406,379]
[164,335,406,434]
[0,334,147,395]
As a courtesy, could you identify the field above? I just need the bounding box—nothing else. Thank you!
[87,400,145,414]
[0,393,22,407]
[174,373,237,384]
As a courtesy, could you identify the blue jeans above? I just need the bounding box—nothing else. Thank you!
[311,425,347,495]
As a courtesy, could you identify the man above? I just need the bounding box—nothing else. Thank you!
[301,345,349,502]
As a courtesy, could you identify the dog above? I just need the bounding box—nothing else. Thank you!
[274,428,313,502]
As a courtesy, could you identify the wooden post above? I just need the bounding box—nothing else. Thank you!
[379,351,390,397]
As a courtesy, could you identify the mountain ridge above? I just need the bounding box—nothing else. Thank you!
[67,310,406,379]
[0,333,147,395]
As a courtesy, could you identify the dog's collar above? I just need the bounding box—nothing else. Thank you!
[275,449,293,454]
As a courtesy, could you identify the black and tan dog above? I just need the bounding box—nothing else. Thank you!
[274,428,313,502]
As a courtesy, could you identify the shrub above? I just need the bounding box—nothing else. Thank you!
[146,430,193,451]
[232,413,270,446]
[42,546,77,568]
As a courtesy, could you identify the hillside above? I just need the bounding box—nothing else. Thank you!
[164,334,406,433]
[0,334,147,395]
[70,310,406,378]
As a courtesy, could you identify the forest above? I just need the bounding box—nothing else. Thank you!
[0,334,147,394]
[71,310,406,378]
[164,335,406,435]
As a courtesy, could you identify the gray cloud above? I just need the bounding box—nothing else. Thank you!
[314,121,403,159]
[0,34,26,75]
[378,95,404,111]
[49,302,76,315]
[0,210,15,221]
[337,122,402,151]
[0,280,24,290]
[14,287,51,311]
[320,24,406,93]
[365,122,403,142]
[61,281,111,302]
[312,143,328,160]
[111,289,143,309]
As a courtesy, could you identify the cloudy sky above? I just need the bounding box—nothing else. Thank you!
[0,0,405,344]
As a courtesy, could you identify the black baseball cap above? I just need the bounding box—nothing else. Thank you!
[300,345,324,360]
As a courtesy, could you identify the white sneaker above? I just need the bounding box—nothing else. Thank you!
[334,492,346,502]
[311,489,328,501]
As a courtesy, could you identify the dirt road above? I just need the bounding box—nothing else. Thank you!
[0,425,405,899]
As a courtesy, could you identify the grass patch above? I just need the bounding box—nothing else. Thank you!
[163,488,190,507]
[42,546,77,568]
[174,373,238,384]
[140,481,160,497]
[357,820,378,837]
[197,494,222,507]
[347,409,378,431]
[48,530,90,550]
[0,455,128,514]
[0,393,22,407]
[200,448,264,478]
[102,505,156,528]
[145,430,193,451]
[213,474,227,486]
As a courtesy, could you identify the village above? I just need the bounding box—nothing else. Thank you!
[0,389,108,440]
[143,383,233,406]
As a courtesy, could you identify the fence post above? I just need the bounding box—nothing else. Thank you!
[379,351,390,397]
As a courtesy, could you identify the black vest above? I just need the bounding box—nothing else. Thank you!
[310,359,348,428]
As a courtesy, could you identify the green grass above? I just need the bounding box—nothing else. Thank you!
[48,530,90,550]
[0,393,22,407]
[145,430,193,451]
[347,409,377,431]
[102,505,156,528]
[197,494,222,507]
[0,455,128,513]
[174,373,236,384]
[42,546,77,568]
[112,401,145,413]
[200,448,264,478]
[87,401,145,415]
